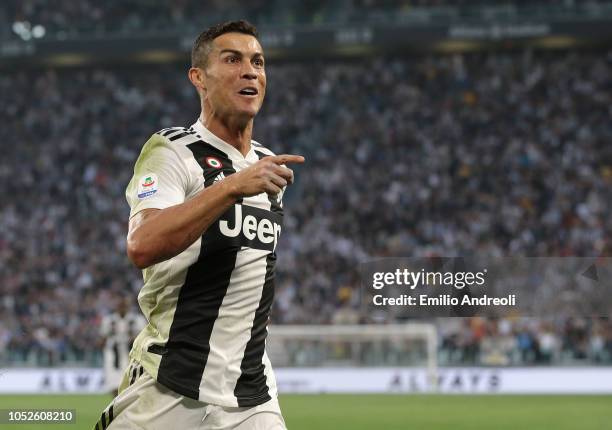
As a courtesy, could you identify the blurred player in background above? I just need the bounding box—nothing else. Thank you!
[100,296,145,396]
[95,20,304,430]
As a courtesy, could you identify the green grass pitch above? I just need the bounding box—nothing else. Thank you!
[0,394,610,429]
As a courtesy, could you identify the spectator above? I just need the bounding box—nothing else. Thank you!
[1,49,610,366]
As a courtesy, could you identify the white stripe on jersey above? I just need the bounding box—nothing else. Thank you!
[199,248,271,404]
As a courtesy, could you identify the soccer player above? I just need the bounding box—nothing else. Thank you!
[95,20,304,430]
[100,296,145,396]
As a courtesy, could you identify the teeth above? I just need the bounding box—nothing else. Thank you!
[240,88,257,95]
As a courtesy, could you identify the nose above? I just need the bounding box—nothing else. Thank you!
[240,62,257,80]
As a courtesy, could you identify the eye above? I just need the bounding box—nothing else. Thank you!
[253,58,265,67]
[225,55,240,64]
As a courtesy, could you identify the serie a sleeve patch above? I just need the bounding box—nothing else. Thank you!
[137,173,159,199]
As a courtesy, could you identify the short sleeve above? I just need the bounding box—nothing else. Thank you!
[126,134,191,218]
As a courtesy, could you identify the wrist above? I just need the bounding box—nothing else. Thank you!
[222,174,243,200]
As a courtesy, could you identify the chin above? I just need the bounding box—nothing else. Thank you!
[237,106,260,119]
[231,110,258,125]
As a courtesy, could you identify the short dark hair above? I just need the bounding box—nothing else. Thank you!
[191,20,259,69]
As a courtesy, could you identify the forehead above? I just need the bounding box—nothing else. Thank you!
[211,32,263,55]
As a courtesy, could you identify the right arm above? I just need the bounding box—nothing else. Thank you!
[127,154,304,269]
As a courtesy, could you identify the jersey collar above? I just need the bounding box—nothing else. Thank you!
[191,119,257,162]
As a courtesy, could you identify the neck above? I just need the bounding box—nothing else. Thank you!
[200,110,253,156]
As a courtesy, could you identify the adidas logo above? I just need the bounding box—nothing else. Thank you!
[213,172,226,182]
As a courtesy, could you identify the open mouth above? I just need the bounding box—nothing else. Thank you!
[238,87,258,97]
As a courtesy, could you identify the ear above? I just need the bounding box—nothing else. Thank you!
[188,67,207,94]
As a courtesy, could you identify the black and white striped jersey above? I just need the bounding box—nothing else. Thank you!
[125,120,283,407]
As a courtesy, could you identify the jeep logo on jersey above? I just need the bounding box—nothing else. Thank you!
[215,204,282,252]
[205,156,222,169]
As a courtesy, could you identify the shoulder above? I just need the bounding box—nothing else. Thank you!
[251,139,276,158]
[152,126,204,147]
[136,126,204,167]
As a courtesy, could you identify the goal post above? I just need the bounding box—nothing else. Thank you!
[268,324,438,392]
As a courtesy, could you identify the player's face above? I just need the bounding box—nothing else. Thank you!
[204,33,266,120]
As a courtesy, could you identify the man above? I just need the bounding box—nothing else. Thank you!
[95,20,304,430]
[99,296,145,396]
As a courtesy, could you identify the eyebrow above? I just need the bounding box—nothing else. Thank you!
[219,49,264,58]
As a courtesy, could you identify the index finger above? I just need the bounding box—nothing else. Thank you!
[266,154,305,165]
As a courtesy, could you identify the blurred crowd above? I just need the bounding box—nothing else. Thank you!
[2,0,612,40]
[437,317,612,365]
[1,49,611,366]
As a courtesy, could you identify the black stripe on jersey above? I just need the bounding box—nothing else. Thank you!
[234,252,276,406]
[169,130,197,141]
[147,344,167,355]
[160,127,186,137]
[156,139,241,400]
[129,366,137,386]
[187,140,243,203]
[96,401,115,430]
[160,128,177,136]
[156,245,239,400]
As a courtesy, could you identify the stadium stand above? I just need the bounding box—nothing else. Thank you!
[3,0,612,40]
[1,48,610,366]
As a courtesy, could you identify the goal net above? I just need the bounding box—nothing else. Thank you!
[267,324,438,391]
